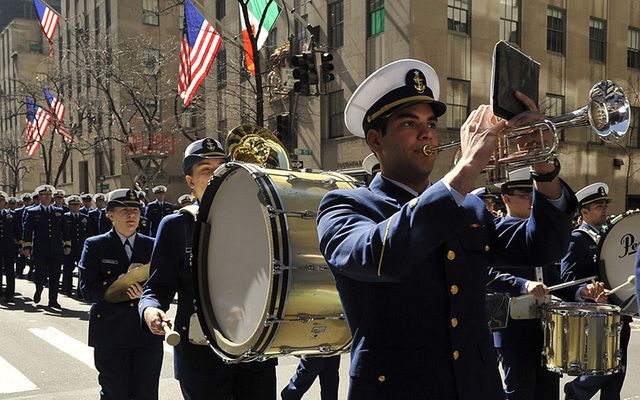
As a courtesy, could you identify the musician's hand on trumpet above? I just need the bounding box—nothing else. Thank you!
[144,306,171,336]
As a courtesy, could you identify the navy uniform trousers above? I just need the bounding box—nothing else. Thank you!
[316,175,576,400]
[561,225,631,400]
[281,355,341,400]
[14,206,30,279]
[79,230,163,400]
[22,205,70,304]
[0,209,20,301]
[139,211,276,400]
[62,212,89,296]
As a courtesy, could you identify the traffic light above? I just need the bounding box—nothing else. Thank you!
[276,114,291,150]
[291,53,310,94]
[320,52,335,83]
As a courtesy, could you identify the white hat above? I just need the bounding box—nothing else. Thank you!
[178,194,193,205]
[0,191,8,200]
[35,184,55,195]
[106,188,143,210]
[576,182,611,206]
[80,193,93,201]
[344,59,445,138]
[362,153,380,175]
[7,196,17,203]
[93,193,106,202]
[66,195,82,205]
[495,167,533,192]
[53,189,66,197]
[21,193,32,200]
[152,185,167,194]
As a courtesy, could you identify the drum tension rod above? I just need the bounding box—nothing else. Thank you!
[265,313,346,326]
[286,175,337,187]
[267,205,317,219]
[273,261,329,274]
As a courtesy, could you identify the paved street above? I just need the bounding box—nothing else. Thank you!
[1,276,640,399]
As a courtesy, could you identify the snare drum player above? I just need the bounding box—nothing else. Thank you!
[78,188,162,400]
[316,59,577,399]
[140,138,277,400]
[560,183,629,400]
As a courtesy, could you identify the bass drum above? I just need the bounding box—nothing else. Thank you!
[193,162,357,362]
[598,209,640,314]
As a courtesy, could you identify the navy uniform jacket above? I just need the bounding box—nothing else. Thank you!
[137,215,150,236]
[87,208,100,236]
[56,203,70,213]
[98,209,112,234]
[144,200,173,237]
[139,210,275,382]
[0,209,21,254]
[22,205,70,257]
[79,206,92,216]
[317,175,575,399]
[65,212,90,260]
[79,230,161,349]
[560,222,599,284]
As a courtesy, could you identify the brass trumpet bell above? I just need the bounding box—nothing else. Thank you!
[225,125,292,170]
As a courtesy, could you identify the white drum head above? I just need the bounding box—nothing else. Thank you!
[206,168,273,344]
[599,211,640,310]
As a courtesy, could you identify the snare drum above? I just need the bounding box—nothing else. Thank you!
[541,302,622,376]
[193,162,357,362]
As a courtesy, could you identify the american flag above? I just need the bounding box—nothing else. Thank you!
[33,0,60,57]
[25,97,51,157]
[43,88,73,142]
[178,0,222,107]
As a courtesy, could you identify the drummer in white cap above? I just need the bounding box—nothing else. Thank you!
[560,183,629,400]
[316,58,577,399]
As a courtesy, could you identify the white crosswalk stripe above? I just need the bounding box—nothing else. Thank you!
[0,355,39,394]
[29,327,95,369]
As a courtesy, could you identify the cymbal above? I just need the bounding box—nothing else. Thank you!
[104,264,150,303]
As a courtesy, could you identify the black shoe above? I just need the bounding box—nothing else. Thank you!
[33,289,42,304]
[48,301,62,309]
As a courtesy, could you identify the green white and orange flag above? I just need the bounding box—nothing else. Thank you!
[239,0,281,74]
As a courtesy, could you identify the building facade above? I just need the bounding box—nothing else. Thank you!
[208,0,640,212]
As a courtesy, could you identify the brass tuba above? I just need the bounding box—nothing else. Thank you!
[225,124,292,170]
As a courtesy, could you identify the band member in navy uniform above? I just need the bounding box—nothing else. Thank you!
[7,197,17,210]
[281,355,341,400]
[14,193,32,279]
[177,194,194,207]
[53,190,70,213]
[22,185,71,308]
[79,193,93,215]
[144,185,173,237]
[31,192,40,206]
[88,193,106,236]
[0,191,20,303]
[62,195,90,297]
[561,183,629,400]
[79,188,162,400]
[316,59,576,400]
[489,169,597,400]
[137,192,151,236]
[140,138,277,400]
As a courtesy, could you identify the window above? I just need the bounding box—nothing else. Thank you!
[215,0,225,20]
[265,27,278,55]
[446,79,470,130]
[448,0,469,34]
[499,0,520,45]
[544,94,565,140]
[628,27,640,69]
[327,90,345,138]
[328,0,344,49]
[293,14,308,52]
[547,7,565,54]
[178,5,184,30]
[143,0,159,26]
[217,49,227,88]
[95,6,100,34]
[589,18,606,62]
[30,42,43,53]
[629,106,640,148]
[143,48,160,75]
[368,0,384,37]
[218,119,227,140]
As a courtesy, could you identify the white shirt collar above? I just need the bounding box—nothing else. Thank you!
[115,230,136,247]
[380,174,430,198]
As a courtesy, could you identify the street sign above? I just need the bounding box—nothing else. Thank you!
[97,183,110,192]
[281,67,294,91]
[294,148,313,156]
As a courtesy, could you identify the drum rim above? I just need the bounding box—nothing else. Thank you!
[542,301,621,316]
[192,162,290,361]
[597,209,640,307]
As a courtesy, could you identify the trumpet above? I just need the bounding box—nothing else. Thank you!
[422,80,630,182]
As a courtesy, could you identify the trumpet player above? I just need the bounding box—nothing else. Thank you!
[316,59,577,400]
